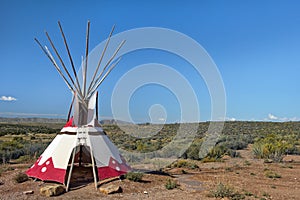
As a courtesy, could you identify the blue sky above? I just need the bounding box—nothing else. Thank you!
[0,0,299,122]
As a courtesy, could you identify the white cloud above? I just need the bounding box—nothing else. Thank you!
[268,113,278,120]
[280,116,300,122]
[226,117,236,121]
[267,113,300,122]
[158,118,165,121]
[0,96,17,101]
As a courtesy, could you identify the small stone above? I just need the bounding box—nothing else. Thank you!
[264,159,273,163]
[23,190,34,195]
[222,155,231,160]
[99,184,122,195]
[40,185,65,197]
[282,155,294,162]
[143,191,148,194]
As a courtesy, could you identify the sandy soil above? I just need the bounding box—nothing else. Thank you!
[0,148,300,200]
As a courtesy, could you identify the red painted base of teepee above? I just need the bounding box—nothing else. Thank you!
[26,156,66,184]
[97,157,131,180]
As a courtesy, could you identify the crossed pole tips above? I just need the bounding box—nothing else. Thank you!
[35,21,126,107]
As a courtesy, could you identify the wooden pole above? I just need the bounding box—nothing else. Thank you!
[88,57,122,99]
[67,94,75,121]
[96,91,99,120]
[87,40,125,95]
[87,25,115,94]
[66,145,77,192]
[86,128,98,190]
[90,148,98,190]
[34,38,74,92]
[83,21,90,96]
[58,21,83,98]
[79,145,82,167]
[45,32,83,100]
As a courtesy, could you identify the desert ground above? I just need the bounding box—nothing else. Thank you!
[1,146,299,200]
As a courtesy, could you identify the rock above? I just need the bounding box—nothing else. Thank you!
[222,155,231,160]
[264,159,273,163]
[23,190,34,195]
[282,155,294,162]
[40,185,65,197]
[99,184,122,194]
[143,190,148,194]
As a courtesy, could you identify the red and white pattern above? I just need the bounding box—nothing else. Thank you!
[26,117,131,184]
[26,156,66,184]
[97,157,131,180]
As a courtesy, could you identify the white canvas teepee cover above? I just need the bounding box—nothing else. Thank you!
[26,93,131,184]
[27,21,130,185]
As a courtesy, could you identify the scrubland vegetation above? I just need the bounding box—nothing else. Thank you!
[0,123,60,163]
[0,121,300,164]
[0,120,299,200]
[106,121,300,163]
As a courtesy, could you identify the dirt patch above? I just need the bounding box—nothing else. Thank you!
[0,150,300,200]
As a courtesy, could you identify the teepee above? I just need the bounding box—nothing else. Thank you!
[26,21,130,190]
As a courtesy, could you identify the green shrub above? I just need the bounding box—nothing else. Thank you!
[244,191,253,196]
[202,157,218,163]
[210,183,234,198]
[0,165,14,176]
[14,172,28,183]
[244,160,251,166]
[184,138,203,160]
[253,134,299,162]
[217,134,252,151]
[202,144,229,162]
[165,178,178,190]
[209,183,245,200]
[15,155,33,163]
[281,164,293,169]
[0,138,49,164]
[262,192,270,197]
[168,159,199,169]
[174,160,189,168]
[265,170,281,178]
[125,172,143,182]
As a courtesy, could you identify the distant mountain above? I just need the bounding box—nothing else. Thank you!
[0,117,66,124]
[99,119,132,125]
[0,117,131,125]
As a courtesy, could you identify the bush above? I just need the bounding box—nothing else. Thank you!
[210,183,234,198]
[184,138,203,160]
[15,155,33,163]
[252,134,298,162]
[205,145,227,161]
[165,178,178,190]
[168,159,199,169]
[0,165,14,176]
[202,157,218,163]
[0,138,49,164]
[217,135,252,150]
[125,172,143,182]
[265,170,281,179]
[14,172,28,183]
[209,183,245,200]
